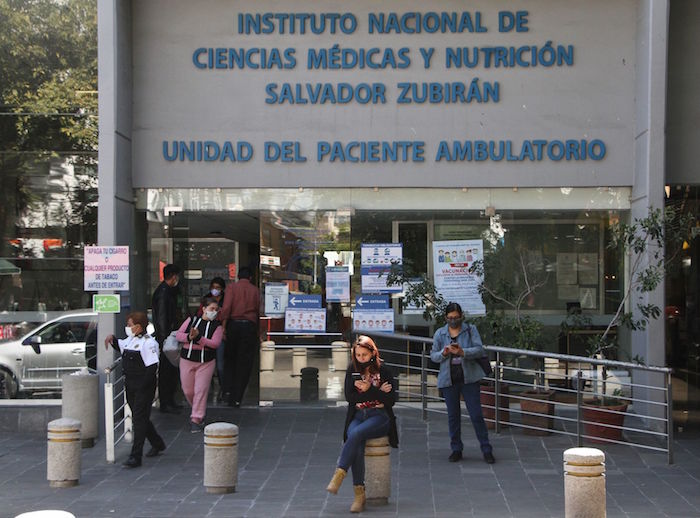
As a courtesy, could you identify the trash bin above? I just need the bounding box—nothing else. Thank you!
[300,367,319,401]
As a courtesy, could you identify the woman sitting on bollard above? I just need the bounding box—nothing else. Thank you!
[176,296,223,433]
[326,335,398,513]
[105,311,166,468]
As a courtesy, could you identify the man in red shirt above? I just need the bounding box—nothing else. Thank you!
[220,267,260,407]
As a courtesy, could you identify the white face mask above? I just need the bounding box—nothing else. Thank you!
[210,288,221,297]
[124,326,134,338]
[204,310,218,320]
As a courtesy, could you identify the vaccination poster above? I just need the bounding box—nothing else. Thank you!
[432,240,486,316]
[361,243,403,293]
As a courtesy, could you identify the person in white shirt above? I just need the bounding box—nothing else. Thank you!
[105,311,166,468]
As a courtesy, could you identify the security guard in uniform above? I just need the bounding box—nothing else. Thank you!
[105,311,166,467]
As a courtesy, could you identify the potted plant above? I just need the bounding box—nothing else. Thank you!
[576,207,693,442]
[470,242,554,435]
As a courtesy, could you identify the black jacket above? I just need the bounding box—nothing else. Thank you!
[343,364,399,448]
[152,281,178,345]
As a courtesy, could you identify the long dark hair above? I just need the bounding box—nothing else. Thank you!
[444,302,463,316]
[351,335,382,374]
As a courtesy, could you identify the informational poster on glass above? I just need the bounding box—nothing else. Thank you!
[401,279,428,315]
[353,310,394,333]
[361,243,402,294]
[325,266,350,303]
[84,246,129,291]
[264,282,289,317]
[577,253,598,285]
[579,287,597,309]
[432,240,486,316]
[556,253,578,285]
[284,309,326,333]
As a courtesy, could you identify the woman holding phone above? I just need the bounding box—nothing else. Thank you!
[326,335,398,513]
[431,302,495,464]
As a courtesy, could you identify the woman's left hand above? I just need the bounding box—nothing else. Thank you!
[354,380,370,392]
[379,381,392,393]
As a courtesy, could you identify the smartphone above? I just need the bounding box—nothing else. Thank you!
[351,373,362,381]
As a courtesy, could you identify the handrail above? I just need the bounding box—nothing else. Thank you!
[365,330,674,464]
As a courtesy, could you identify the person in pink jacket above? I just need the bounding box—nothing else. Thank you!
[176,296,223,432]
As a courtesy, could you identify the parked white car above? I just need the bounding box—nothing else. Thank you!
[0,311,97,398]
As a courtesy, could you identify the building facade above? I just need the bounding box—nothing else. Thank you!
[88,0,697,423]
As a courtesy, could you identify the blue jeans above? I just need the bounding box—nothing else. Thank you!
[338,408,390,485]
[441,381,492,454]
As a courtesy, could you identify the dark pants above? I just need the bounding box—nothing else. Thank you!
[338,408,390,485]
[157,349,179,408]
[224,320,258,404]
[440,381,492,454]
[123,352,165,459]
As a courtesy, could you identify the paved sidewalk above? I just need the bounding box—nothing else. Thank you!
[1,405,699,518]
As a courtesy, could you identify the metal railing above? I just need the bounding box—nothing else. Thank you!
[366,331,675,464]
[104,357,132,463]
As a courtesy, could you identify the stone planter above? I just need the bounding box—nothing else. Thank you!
[582,400,628,443]
[480,382,509,430]
[519,389,555,435]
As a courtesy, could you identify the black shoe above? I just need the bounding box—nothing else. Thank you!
[483,452,496,464]
[190,421,205,433]
[159,404,181,414]
[145,445,166,458]
[448,451,463,462]
[122,456,141,468]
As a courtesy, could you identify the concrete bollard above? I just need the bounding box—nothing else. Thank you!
[331,341,350,372]
[61,371,99,447]
[564,447,606,518]
[47,418,81,488]
[260,341,275,372]
[300,367,319,401]
[364,436,391,505]
[204,422,239,494]
[292,347,307,376]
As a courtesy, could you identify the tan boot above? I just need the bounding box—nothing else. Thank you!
[326,467,346,494]
[350,484,366,513]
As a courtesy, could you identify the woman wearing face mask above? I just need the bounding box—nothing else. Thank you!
[431,302,495,464]
[176,296,223,432]
[196,277,226,400]
[105,312,166,468]
[326,335,398,513]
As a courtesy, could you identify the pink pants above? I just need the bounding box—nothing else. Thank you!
[179,358,216,422]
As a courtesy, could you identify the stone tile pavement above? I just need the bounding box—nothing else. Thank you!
[1,405,699,518]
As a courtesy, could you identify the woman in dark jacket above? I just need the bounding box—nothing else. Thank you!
[326,335,398,513]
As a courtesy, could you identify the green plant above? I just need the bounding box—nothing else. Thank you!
[385,267,448,327]
[574,206,694,404]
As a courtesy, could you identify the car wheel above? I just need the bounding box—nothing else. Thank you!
[0,369,18,399]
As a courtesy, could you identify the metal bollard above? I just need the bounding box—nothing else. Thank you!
[564,447,606,518]
[260,341,275,372]
[47,418,82,488]
[204,422,239,494]
[331,341,350,372]
[292,347,307,376]
[364,436,391,505]
[62,371,99,447]
[300,367,319,401]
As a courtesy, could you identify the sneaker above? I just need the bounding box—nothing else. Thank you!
[448,451,463,462]
[190,421,204,433]
[483,452,496,464]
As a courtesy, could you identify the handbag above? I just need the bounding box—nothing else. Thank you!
[477,356,493,377]
[162,331,181,367]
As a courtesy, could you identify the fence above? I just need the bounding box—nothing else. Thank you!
[104,357,132,463]
[366,331,675,464]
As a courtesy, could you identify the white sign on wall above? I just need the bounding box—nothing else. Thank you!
[264,282,289,316]
[432,240,485,316]
[130,0,637,189]
[353,310,394,333]
[84,246,129,291]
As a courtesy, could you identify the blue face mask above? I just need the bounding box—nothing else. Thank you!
[446,317,463,329]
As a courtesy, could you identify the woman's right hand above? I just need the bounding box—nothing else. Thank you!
[189,327,200,340]
[104,334,115,349]
[354,380,370,392]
